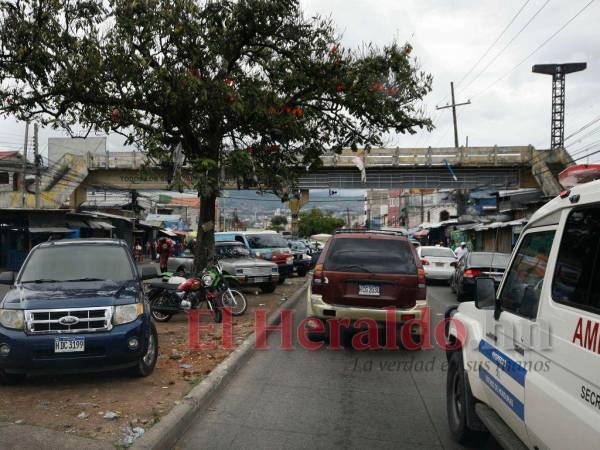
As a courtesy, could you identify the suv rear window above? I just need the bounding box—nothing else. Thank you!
[324,237,416,274]
[469,253,510,268]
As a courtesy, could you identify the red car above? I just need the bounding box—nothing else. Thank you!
[306,230,427,347]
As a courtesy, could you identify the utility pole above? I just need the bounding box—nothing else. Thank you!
[33,124,40,209]
[420,191,424,224]
[346,208,351,227]
[436,82,471,148]
[21,121,30,207]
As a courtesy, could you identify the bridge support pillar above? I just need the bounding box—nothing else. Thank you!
[69,185,87,210]
[288,190,309,239]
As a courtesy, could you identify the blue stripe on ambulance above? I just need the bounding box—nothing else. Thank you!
[479,340,527,387]
[479,366,525,420]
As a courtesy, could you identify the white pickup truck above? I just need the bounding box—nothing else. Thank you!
[445,176,600,449]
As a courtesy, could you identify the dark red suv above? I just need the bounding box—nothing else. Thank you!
[306,230,427,345]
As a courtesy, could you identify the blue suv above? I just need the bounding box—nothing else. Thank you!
[0,239,159,384]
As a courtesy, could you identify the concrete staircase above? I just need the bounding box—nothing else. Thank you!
[0,153,88,209]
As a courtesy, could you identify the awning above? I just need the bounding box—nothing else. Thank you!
[66,219,89,228]
[160,228,177,237]
[29,227,74,234]
[87,221,115,230]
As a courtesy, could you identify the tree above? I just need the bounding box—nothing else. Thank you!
[270,214,288,232]
[298,208,344,237]
[0,0,432,270]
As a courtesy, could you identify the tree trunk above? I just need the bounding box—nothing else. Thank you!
[193,191,217,273]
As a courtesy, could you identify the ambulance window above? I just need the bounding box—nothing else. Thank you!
[499,231,555,319]
[552,206,600,314]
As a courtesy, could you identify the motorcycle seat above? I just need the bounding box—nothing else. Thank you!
[148,282,181,291]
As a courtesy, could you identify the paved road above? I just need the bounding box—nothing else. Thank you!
[176,285,499,450]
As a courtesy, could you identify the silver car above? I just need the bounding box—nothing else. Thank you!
[417,246,457,283]
[168,241,280,293]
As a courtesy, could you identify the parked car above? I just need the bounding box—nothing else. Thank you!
[288,240,313,276]
[306,230,427,345]
[444,172,600,449]
[417,246,457,283]
[215,231,293,283]
[0,239,159,384]
[450,251,511,301]
[168,241,280,293]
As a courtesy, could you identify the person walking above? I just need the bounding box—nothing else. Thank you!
[455,241,469,261]
[157,237,174,273]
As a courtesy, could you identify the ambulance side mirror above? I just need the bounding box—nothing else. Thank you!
[475,277,496,310]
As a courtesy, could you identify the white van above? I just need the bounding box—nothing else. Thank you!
[445,173,600,449]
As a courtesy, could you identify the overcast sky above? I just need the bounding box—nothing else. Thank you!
[1,0,599,162]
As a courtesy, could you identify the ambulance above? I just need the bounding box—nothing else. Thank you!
[445,165,600,449]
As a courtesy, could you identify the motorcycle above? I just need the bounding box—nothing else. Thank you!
[147,260,247,323]
[203,260,247,317]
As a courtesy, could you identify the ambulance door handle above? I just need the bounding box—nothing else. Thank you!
[486,332,497,343]
[513,343,525,355]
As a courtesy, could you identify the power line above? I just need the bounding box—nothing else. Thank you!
[456,0,532,92]
[564,114,600,142]
[459,0,550,96]
[472,0,596,100]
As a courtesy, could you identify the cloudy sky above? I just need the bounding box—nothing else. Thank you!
[1,0,599,162]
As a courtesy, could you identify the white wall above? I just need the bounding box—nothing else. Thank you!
[48,137,106,164]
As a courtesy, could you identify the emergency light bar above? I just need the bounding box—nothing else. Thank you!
[558,164,600,189]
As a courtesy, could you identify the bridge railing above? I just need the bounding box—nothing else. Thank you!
[87,151,149,169]
[86,146,533,171]
[321,146,532,167]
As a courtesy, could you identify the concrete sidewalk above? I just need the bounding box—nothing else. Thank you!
[0,422,112,450]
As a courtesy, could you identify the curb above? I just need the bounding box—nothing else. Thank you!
[132,281,308,450]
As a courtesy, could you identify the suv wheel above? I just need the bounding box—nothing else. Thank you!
[132,322,158,377]
[297,267,308,277]
[0,370,25,385]
[447,351,486,444]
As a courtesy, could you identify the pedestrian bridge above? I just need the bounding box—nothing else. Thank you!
[83,145,570,192]
[3,145,572,209]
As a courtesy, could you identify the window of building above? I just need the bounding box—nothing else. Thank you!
[499,230,555,319]
[0,172,9,184]
[552,206,600,315]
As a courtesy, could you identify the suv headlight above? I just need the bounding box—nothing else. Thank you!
[0,309,24,330]
[286,256,294,264]
[113,303,144,325]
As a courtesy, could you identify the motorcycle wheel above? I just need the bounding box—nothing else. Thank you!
[149,292,174,322]
[207,299,223,324]
[222,289,247,316]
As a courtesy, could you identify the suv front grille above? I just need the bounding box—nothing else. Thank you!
[25,307,113,335]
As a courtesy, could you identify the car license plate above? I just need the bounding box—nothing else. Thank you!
[252,277,267,283]
[54,337,85,353]
[435,262,444,267]
[359,284,380,296]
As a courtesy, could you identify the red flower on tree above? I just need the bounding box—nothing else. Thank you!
[372,83,385,92]
[293,106,304,118]
[111,107,121,123]
[336,83,346,93]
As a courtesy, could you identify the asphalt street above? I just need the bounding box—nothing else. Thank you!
[175,284,500,450]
